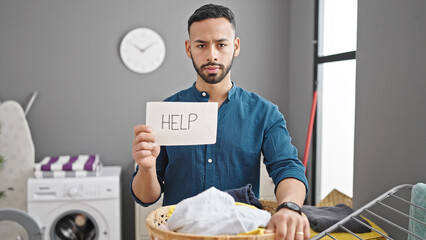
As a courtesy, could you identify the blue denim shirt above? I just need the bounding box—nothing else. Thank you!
[131,83,308,206]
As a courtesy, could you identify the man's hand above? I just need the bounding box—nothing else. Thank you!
[132,125,160,170]
[265,208,310,240]
[132,125,162,203]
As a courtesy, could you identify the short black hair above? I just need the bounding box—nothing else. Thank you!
[187,4,236,34]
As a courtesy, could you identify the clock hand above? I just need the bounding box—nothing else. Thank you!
[141,42,157,52]
[133,44,144,52]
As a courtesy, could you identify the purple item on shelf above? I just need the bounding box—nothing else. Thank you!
[40,157,59,171]
[84,155,96,171]
[62,156,79,171]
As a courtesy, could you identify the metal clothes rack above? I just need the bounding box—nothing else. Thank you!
[311,184,426,240]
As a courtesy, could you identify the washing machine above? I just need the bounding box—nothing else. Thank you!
[24,166,122,240]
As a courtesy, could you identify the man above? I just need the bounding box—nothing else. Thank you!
[131,4,310,240]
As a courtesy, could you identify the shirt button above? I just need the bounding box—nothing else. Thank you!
[202,92,207,97]
[208,158,212,163]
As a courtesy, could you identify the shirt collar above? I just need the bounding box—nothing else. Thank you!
[227,82,237,101]
[190,82,237,102]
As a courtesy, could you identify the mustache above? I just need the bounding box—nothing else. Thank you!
[200,62,224,68]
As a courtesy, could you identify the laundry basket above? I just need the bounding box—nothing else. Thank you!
[145,199,278,240]
[145,192,358,240]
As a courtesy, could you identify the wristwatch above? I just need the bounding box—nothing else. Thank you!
[276,201,302,215]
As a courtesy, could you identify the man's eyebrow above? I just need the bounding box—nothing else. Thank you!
[216,38,230,42]
[193,38,231,43]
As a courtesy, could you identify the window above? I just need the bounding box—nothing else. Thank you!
[314,0,358,202]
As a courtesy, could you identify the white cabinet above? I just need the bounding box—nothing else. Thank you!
[135,195,163,240]
[259,158,276,201]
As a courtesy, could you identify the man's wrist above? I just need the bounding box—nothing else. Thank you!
[276,201,302,215]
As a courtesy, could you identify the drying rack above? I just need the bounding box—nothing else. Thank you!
[311,184,425,240]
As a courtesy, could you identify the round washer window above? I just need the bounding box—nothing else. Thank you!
[51,211,97,240]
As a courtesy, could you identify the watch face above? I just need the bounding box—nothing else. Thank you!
[286,202,300,210]
[278,201,302,214]
[120,28,166,74]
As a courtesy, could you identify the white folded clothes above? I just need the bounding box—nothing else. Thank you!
[167,187,271,235]
[34,154,101,171]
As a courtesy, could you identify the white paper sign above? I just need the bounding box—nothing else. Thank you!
[146,102,218,146]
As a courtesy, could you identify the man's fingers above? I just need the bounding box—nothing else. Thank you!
[266,210,310,240]
[133,141,158,161]
[134,125,153,137]
[303,214,310,239]
[286,224,296,240]
[269,214,287,240]
[134,131,156,144]
[134,141,154,152]
[134,149,153,158]
[295,229,305,240]
[275,223,286,240]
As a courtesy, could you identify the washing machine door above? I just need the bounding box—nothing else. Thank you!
[50,211,98,240]
[0,208,42,240]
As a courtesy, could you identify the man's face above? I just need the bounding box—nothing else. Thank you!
[185,18,240,84]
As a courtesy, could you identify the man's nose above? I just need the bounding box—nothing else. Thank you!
[207,46,218,62]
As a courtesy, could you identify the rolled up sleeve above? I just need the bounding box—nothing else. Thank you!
[261,109,309,195]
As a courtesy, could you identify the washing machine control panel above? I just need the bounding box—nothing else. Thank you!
[28,177,120,201]
[63,184,113,199]
[67,185,80,197]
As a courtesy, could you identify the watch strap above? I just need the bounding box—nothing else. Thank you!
[276,201,302,215]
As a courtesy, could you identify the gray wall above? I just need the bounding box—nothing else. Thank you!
[0,1,293,239]
[288,0,315,203]
[354,0,426,208]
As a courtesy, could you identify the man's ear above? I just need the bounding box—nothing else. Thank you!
[185,40,192,59]
[233,37,240,57]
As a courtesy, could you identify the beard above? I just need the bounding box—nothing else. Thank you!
[191,55,234,84]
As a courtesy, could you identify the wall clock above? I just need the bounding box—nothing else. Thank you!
[120,28,166,74]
